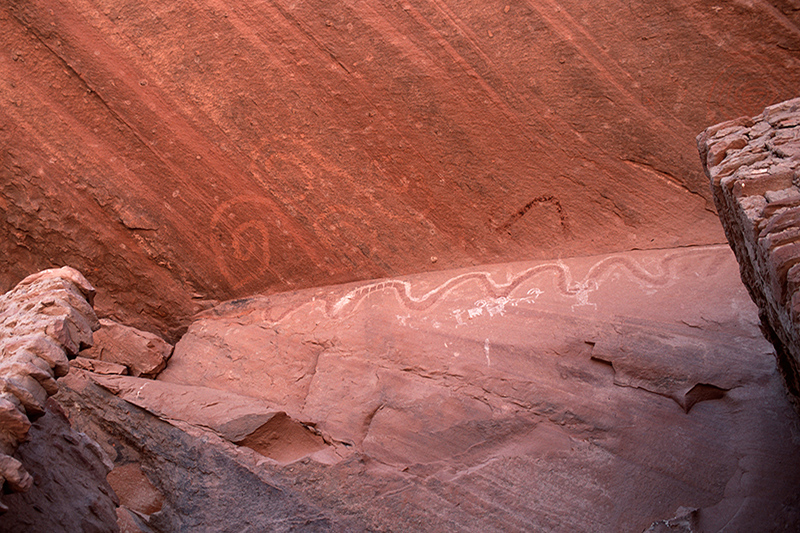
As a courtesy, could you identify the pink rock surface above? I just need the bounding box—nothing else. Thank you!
[90,373,329,464]
[157,245,800,531]
[80,319,172,378]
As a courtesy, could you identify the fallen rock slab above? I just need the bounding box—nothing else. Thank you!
[55,370,359,532]
[89,373,330,464]
[698,96,800,408]
[79,319,172,378]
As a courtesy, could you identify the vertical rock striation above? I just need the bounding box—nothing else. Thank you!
[0,266,100,511]
[698,97,800,407]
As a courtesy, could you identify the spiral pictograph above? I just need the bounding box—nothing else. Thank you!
[210,196,275,290]
[705,68,781,124]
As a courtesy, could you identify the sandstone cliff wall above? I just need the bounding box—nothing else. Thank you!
[698,97,800,407]
[3,1,799,338]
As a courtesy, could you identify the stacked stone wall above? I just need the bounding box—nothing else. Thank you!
[0,267,99,511]
[698,97,800,407]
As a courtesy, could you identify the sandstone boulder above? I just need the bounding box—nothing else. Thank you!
[79,319,172,378]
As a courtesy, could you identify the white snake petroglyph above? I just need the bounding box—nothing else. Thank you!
[245,247,725,327]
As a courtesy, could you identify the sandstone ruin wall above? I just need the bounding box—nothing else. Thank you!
[698,96,800,407]
[0,267,99,511]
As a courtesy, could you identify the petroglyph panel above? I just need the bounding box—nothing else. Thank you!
[214,244,729,329]
[161,244,767,445]
[158,244,800,530]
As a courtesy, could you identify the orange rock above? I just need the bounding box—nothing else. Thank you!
[106,463,163,516]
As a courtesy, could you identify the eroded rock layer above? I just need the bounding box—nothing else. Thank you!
[0,266,100,511]
[698,97,800,407]
[2,249,795,531]
[3,1,800,337]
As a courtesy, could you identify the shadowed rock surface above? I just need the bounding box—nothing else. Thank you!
[3,0,800,338]
[55,370,359,532]
[0,398,119,533]
[698,97,800,408]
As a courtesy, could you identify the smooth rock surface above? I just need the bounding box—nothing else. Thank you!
[3,0,799,337]
[152,245,800,532]
[698,97,800,408]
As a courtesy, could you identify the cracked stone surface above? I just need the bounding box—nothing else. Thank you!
[78,318,173,378]
[698,96,800,408]
[145,245,800,532]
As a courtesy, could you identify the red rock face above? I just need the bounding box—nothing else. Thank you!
[3,1,799,337]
